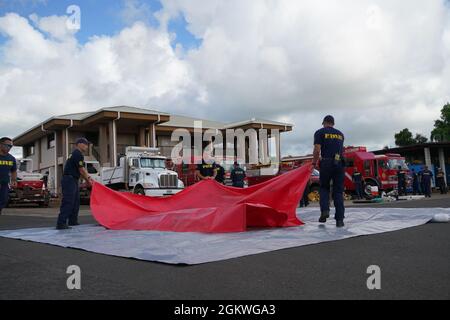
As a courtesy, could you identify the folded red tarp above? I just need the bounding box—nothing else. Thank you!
[91,163,313,233]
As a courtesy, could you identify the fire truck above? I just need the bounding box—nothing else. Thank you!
[246,146,410,200]
[8,159,50,207]
[173,156,239,187]
[343,146,410,196]
[246,157,321,200]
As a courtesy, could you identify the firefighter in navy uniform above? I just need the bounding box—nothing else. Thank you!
[436,168,447,194]
[352,167,363,200]
[195,157,217,181]
[0,137,17,215]
[230,162,246,188]
[56,138,93,230]
[397,166,407,196]
[411,169,420,195]
[215,163,225,184]
[420,166,433,198]
[313,115,346,228]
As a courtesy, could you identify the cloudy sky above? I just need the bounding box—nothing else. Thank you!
[1,0,449,158]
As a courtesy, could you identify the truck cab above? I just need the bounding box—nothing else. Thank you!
[8,159,50,207]
[101,147,184,197]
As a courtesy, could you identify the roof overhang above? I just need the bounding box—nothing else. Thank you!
[14,109,171,146]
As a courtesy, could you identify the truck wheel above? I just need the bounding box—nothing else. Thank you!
[364,180,379,199]
[134,186,145,195]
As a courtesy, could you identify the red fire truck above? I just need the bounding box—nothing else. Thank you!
[245,157,321,200]
[343,146,410,196]
[8,159,50,207]
[246,146,410,199]
[172,156,238,187]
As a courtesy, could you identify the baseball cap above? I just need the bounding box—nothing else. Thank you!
[322,115,335,125]
[75,137,90,145]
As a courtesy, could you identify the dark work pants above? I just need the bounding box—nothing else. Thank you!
[0,183,9,210]
[413,181,420,195]
[423,180,432,197]
[320,159,345,221]
[354,182,363,199]
[57,176,80,226]
[437,178,447,194]
[398,180,406,196]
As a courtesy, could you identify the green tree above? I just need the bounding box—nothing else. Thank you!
[395,128,415,146]
[414,134,428,144]
[431,103,450,142]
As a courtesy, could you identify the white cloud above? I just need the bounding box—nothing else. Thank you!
[0,0,449,157]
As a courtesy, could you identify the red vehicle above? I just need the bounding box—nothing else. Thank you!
[172,156,239,187]
[246,146,410,200]
[343,146,410,197]
[246,157,320,198]
[8,159,50,207]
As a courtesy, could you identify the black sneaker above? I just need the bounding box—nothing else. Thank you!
[68,222,80,226]
[319,211,330,223]
[56,224,72,230]
[336,220,345,228]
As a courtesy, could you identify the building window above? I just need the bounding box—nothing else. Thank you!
[24,144,35,157]
[47,133,55,149]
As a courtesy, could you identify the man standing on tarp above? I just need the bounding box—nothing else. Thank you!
[313,115,346,228]
[0,137,17,215]
[56,138,92,230]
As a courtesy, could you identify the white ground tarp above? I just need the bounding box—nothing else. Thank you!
[0,207,448,265]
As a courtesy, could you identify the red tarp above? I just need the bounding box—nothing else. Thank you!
[90,163,313,233]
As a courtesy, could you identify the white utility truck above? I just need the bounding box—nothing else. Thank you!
[80,160,102,204]
[101,147,184,196]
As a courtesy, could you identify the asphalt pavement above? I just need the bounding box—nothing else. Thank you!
[0,195,449,300]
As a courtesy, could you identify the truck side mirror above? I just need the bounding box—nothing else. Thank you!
[129,159,134,168]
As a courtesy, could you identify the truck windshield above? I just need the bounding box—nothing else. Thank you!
[388,159,408,170]
[18,161,28,172]
[86,163,100,174]
[140,158,166,169]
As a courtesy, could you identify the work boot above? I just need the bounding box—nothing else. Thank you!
[336,220,345,228]
[68,222,80,226]
[319,210,330,223]
[56,224,72,230]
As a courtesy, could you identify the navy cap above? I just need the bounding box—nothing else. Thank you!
[322,115,335,125]
[75,137,90,145]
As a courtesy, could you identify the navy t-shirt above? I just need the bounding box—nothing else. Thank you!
[196,161,216,178]
[63,149,84,179]
[231,167,246,185]
[0,153,17,184]
[314,127,345,159]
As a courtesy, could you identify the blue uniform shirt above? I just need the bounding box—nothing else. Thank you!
[63,149,84,179]
[0,154,17,184]
[314,127,345,159]
[231,167,246,185]
[421,170,433,182]
[352,172,362,183]
[196,161,216,178]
